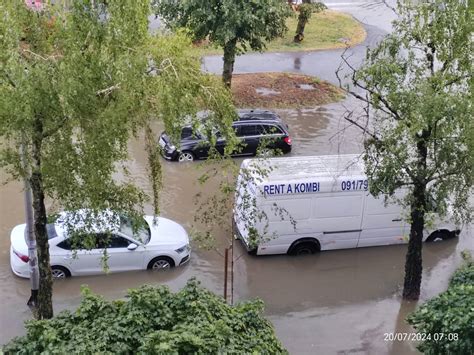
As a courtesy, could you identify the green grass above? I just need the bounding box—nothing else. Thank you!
[193,10,366,56]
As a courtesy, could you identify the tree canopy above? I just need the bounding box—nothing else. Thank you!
[153,0,291,87]
[338,0,472,299]
[3,279,287,354]
[0,0,235,318]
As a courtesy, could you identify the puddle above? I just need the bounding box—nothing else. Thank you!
[255,87,281,96]
[298,84,315,90]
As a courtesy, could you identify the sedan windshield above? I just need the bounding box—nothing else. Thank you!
[119,216,151,244]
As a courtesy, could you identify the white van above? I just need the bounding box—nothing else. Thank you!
[233,154,459,256]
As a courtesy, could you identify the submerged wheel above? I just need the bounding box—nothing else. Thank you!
[178,151,194,162]
[288,241,320,256]
[51,266,70,279]
[426,230,452,242]
[148,256,175,270]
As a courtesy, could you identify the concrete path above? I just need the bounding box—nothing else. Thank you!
[201,0,397,86]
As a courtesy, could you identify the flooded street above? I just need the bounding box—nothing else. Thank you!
[1,1,473,354]
[1,104,472,354]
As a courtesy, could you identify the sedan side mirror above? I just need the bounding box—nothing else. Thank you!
[127,243,138,251]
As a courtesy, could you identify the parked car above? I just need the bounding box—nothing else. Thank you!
[10,211,191,279]
[159,109,292,162]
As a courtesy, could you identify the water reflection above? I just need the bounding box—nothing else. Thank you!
[236,238,459,313]
[294,57,301,71]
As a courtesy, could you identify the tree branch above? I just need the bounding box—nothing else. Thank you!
[96,84,120,97]
[338,49,403,121]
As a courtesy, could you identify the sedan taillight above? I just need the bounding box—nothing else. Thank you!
[13,249,29,263]
[284,136,292,146]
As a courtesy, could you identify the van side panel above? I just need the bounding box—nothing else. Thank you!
[256,193,364,254]
[256,197,312,255]
[313,194,363,250]
[358,194,407,247]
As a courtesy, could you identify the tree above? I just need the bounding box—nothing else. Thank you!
[0,0,234,319]
[3,279,288,354]
[337,0,472,300]
[153,0,291,88]
[293,1,327,43]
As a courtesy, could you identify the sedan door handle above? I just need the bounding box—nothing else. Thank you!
[392,218,402,222]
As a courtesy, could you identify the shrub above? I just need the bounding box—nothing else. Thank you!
[407,258,474,355]
[3,279,287,354]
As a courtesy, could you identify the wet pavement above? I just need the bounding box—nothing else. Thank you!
[1,1,473,354]
[202,1,398,86]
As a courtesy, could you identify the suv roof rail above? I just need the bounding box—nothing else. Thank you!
[237,109,281,121]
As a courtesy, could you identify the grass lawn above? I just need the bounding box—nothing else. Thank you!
[194,10,366,56]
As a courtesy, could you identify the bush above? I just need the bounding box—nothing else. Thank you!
[449,259,474,287]
[3,279,287,354]
[407,259,474,355]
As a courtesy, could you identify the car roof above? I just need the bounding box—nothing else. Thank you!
[54,210,121,237]
[236,109,281,121]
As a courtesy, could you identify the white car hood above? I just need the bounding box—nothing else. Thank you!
[144,216,189,247]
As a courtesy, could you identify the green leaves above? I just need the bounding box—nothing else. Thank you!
[153,0,291,54]
[0,1,236,231]
[3,279,288,354]
[346,0,473,223]
[407,257,474,354]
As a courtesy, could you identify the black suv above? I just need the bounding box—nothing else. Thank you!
[159,109,292,162]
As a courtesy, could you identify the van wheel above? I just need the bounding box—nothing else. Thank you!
[289,242,319,256]
[426,230,451,242]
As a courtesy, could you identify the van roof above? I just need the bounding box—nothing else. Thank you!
[243,154,365,182]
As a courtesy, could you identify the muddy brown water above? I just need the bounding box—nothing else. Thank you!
[0,103,472,354]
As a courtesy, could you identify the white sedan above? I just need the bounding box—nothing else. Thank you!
[10,212,191,279]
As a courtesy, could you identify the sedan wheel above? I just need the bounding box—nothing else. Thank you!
[178,152,194,162]
[51,266,69,279]
[151,257,172,270]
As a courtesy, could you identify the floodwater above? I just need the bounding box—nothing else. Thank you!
[1,104,472,355]
[1,1,473,353]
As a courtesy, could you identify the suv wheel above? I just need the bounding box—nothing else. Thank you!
[178,151,194,162]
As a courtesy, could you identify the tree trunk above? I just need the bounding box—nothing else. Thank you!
[294,16,308,43]
[402,138,427,300]
[222,39,237,89]
[30,118,54,319]
[294,0,311,42]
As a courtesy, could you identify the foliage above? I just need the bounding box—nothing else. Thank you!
[449,252,474,287]
[153,0,291,86]
[0,0,235,317]
[338,0,473,299]
[0,0,235,227]
[3,279,287,354]
[407,256,474,354]
[298,2,327,23]
[153,0,290,54]
[294,1,326,43]
[340,0,472,219]
[193,10,366,55]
